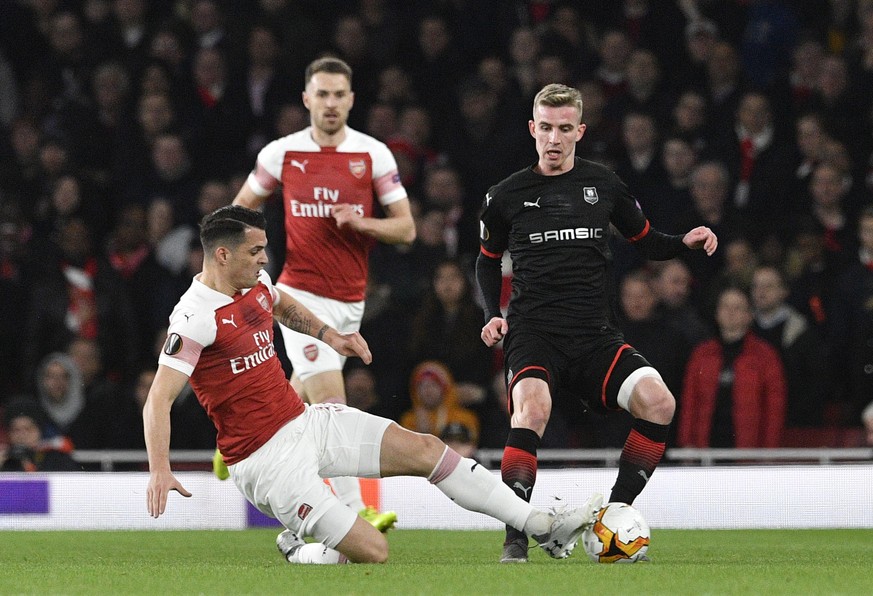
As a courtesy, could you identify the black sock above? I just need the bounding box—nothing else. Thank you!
[501,428,540,543]
[610,419,669,504]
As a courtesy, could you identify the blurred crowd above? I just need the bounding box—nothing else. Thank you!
[1,0,873,470]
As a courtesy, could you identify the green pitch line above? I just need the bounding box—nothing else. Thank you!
[1,529,871,595]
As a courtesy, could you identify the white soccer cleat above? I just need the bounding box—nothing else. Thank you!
[276,529,305,562]
[534,493,604,559]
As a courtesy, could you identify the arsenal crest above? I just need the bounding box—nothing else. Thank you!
[303,344,319,361]
[349,159,366,179]
[583,187,599,204]
[256,292,269,312]
[297,503,312,520]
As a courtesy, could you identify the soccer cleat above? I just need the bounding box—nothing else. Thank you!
[359,506,397,532]
[499,536,529,563]
[534,493,604,559]
[212,448,229,480]
[276,529,305,562]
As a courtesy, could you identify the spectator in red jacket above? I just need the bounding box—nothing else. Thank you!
[678,286,787,447]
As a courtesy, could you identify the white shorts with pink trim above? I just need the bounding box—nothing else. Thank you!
[229,403,391,547]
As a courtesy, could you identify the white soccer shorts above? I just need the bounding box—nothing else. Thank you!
[229,403,391,547]
[276,283,365,381]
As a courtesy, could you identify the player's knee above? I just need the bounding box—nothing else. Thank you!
[421,432,448,463]
[356,535,389,564]
[655,392,676,423]
[409,432,447,475]
[511,395,551,432]
[337,518,390,564]
[641,387,675,424]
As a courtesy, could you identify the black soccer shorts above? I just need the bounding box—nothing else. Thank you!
[502,327,654,413]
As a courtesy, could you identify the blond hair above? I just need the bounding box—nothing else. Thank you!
[532,83,583,120]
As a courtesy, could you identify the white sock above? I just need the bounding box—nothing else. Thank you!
[429,447,536,533]
[522,509,553,537]
[288,543,349,564]
[329,476,366,512]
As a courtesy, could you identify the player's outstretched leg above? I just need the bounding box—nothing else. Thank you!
[277,529,348,564]
[532,493,604,559]
[375,423,600,561]
[424,441,602,559]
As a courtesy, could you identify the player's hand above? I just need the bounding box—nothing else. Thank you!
[331,204,364,231]
[324,329,373,364]
[481,317,508,347]
[147,469,192,518]
[682,226,718,256]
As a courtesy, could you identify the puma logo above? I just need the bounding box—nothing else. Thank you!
[513,482,532,498]
[290,159,308,173]
[523,197,541,208]
[221,314,238,328]
[182,313,192,322]
[638,470,649,483]
[470,462,479,472]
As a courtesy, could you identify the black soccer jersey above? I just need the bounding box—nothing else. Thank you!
[478,158,685,333]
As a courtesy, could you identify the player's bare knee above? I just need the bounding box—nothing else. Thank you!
[511,394,551,433]
[630,378,674,424]
[405,431,446,475]
[357,535,389,564]
[337,519,389,564]
[653,394,675,424]
[641,389,675,424]
[381,423,449,476]
[420,432,448,466]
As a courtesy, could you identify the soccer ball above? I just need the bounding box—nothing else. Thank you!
[582,502,650,563]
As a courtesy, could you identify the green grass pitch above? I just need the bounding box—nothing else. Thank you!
[1,529,871,594]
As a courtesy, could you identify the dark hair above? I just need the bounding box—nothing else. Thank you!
[305,56,353,86]
[4,397,46,429]
[199,205,265,252]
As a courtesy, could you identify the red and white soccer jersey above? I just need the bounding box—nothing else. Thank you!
[246,126,407,302]
[158,270,305,465]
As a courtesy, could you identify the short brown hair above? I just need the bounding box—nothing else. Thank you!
[305,56,353,86]
[532,83,583,120]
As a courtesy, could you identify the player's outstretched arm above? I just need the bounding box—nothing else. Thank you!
[144,365,192,518]
[273,287,373,364]
[682,225,718,256]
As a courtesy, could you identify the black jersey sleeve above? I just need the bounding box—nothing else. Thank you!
[479,189,508,256]
[609,173,689,260]
[476,251,503,321]
[477,188,508,321]
[630,223,690,260]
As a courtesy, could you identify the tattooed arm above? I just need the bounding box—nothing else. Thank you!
[273,287,372,364]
